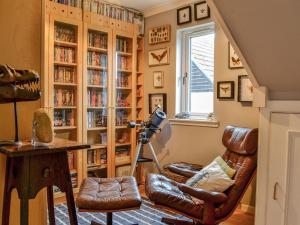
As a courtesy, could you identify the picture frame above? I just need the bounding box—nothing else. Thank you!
[149,93,167,114]
[194,1,210,21]
[153,71,164,88]
[217,81,235,100]
[238,75,254,102]
[228,43,243,69]
[149,25,171,45]
[177,6,192,25]
[148,47,170,67]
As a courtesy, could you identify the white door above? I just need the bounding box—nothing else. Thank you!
[266,113,300,225]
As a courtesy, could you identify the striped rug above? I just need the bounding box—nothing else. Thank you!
[54,200,191,225]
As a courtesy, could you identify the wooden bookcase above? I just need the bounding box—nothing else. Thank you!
[43,0,144,196]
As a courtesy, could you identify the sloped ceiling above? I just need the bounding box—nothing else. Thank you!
[211,0,300,100]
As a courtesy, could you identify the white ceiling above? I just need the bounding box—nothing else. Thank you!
[106,0,198,17]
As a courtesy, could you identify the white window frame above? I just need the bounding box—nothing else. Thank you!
[179,23,215,119]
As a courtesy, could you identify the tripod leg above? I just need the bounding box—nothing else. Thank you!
[147,142,162,173]
[131,142,143,176]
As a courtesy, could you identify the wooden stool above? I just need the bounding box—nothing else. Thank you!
[76,176,142,225]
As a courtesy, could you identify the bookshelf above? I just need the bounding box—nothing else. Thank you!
[43,0,144,197]
[47,14,83,197]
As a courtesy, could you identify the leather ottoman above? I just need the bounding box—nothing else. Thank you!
[77,176,142,225]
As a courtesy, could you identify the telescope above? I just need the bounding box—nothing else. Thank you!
[128,106,166,175]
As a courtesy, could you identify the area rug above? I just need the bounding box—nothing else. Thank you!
[54,200,191,225]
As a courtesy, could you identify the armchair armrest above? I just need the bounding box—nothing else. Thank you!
[179,184,228,204]
[165,162,203,178]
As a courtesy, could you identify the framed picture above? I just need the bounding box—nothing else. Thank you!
[228,43,243,69]
[149,93,167,114]
[238,75,254,102]
[177,6,192,25]
[194,1,210,20]
[149,25,171,45]
[217,81,235,99]
[153,71,164,88]
[148,47,170,67]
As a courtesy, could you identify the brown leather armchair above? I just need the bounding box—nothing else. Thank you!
[146,125,258,225]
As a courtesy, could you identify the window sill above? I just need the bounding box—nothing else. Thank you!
[169,118,220,128]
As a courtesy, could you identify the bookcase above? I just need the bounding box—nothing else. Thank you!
[43,0,144,195]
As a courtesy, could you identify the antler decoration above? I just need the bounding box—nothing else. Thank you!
[151,50,168,63]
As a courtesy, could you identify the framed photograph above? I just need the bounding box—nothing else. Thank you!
[149,25,171,45]
[228,43,243,69]
[217,81,235,99]
[149,93,167,114]
[148,47,170,67]
[153,71,164,88]
[177,6,192,25]
[238,75,254,102]
[194,1,210,20]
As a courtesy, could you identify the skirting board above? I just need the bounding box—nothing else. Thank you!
[240,204,255,214]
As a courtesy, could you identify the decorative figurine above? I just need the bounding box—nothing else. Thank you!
[32,108,53,144]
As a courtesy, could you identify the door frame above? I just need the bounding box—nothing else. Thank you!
[256,101,300,225]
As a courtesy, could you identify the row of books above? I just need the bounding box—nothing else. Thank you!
[116,38,130,53]
[116,72,129,88]
[87,149,107,166]
[88,31,108,49]
[117,56,129,71]
[88,69,107,86]
[54,109,75,127]
[52,0,82,8]
[87,51,107,67]
[54,66,75,83]
[116,91,130,107]
[116,109,129,126]
[115,147,130,164]
[87,89,107,107]
[87,110,107,128]
[55,24,76,43]
[54,46,76,63]
[54,89,75,107]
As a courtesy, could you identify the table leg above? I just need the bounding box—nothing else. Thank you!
[20,199,29,225]
[47,186,56,225]
[1,185,11,225]
[107,212,113,225]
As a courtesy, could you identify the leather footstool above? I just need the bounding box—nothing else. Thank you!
[77,176,142,225]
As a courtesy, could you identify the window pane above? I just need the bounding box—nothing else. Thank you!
[189,32,214,114]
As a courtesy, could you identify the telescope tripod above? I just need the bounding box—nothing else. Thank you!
[130,137,162,176]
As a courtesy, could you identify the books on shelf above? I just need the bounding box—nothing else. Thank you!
[54,109,75,127]
[55,24,76,43]
[52,0,82,8]
[88,31,107,49]
[87,51,107,67]
[117,56,129,70]
[116,91,130,107]
[116,129,130,143]
[87,148,107,166]
[115,146,130,164]
[116,109,128,126]
[88,69,107,86]
[54,46,76,63]
[116,38,129,53]
[116,72,129,88]
[87,89,107,107]
[54,88,75,107]
[54,66,75,84]
[87,110,107,128]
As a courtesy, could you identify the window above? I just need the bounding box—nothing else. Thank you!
[179,24,215,118]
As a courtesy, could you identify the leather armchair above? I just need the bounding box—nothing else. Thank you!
[146,125,258,225]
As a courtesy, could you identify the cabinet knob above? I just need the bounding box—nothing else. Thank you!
[43,167,51,178]
[273,182,279,200]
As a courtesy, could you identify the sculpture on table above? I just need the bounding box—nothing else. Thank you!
[0,64,41,145]
[32,108,53,144]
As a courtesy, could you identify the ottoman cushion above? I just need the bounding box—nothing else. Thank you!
[77,176,142,211]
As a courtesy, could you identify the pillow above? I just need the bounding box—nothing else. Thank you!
[214,156,236,178]
[186,161,235,194]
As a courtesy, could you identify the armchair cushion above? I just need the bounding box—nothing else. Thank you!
[186,161,235,194]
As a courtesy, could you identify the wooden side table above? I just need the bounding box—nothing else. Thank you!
[0,139,90,225]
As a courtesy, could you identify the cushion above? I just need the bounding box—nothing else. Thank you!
[186,161,235,193]
[215,156,236,178]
